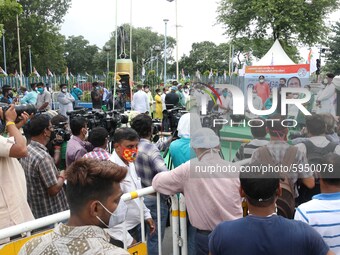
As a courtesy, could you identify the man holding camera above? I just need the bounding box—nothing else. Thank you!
[20,114,68,219]
[0,105,34,243]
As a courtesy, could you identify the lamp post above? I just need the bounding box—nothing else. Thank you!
[166,0,178,81]
[28,45,32,74]
[2,31,6,73]
[104,45,111,87]
[154,46,161,79]
[163,19,169,85]
[16,14,23,86]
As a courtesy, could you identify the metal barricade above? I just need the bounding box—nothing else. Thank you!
[0,186,171,255]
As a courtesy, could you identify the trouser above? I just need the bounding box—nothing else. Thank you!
[187,219,197,255]
[195,229,211,255]
[144,195,169,255]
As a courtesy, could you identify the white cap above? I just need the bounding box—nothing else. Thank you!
[177,113,202,138]
[191,128,219,149]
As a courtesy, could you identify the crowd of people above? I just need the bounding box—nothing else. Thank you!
[0,74,339,255]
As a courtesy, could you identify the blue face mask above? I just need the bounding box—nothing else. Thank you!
[37,88,44,94]
[222,92,228,97]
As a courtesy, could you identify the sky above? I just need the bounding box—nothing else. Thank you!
[60,0,227,58]
[60,0,339,63]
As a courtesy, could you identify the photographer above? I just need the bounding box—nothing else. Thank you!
[0,105,34,243]
[19,114,68,219]
[66,117,93,166]
[49,114,70,170]
[0,85,15,104]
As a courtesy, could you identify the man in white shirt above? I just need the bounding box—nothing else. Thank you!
[161,87,168,111]
[57,84,74,117]
[132,85,149,113]
[295,153,340,255]
[317,73,337,117]
[109,127,155,247]
[217,88,233,120]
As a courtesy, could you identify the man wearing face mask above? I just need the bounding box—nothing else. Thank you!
[0,85,15,104]
[57,84,74,117]
[21,83,38,105]
[36,82,52,111]
[254,75,270,104]
[70,83,83,108]
[66,117,93,167]
[217,88,233,120]
[109,128,154,247]
[19,158,129,255]
[152,128,243,255]
[316,73,337,117]
[20,114,69,219]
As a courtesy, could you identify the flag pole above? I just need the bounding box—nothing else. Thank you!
[113,0,118,110]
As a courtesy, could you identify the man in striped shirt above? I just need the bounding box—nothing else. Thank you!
[295,153,340,255]
[83,127,111,160]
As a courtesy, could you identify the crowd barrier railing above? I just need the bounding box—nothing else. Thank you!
[0,186,189,255]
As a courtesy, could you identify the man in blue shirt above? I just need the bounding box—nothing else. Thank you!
[0,85,14,104]
[70,83,83,107]
[209,166,333,255]
[21,83,38,104]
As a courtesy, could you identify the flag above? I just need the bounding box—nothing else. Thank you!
[308,49,318,74]
[142,65,146,76]
[223,70,227,80]
[85,72,90,76]
[208,68,213,79]
[195,69,201,80]
[66,67,69,81]
[33,67,40,77]
[233,64,239,74]
[187,74,190,79]
[0,66,8,76]
[181,68,185,79]
[14,70,19,78]
[70,72,74,77]
[103,72,106,78]
[47,68,53,77]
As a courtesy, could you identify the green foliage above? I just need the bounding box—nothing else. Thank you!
[0,0,22,37]
[325,22,340,75]
[65,36,99,74]
[0,0,70,74]
[217,0,339,46]
[144,69,161,91]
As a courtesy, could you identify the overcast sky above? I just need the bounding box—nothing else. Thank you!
[60,0,226,58]
[60,0,339,63]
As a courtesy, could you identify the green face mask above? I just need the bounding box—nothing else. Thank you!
[37,88,44,94]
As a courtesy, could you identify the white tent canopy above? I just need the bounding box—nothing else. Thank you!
[254,39,295,66]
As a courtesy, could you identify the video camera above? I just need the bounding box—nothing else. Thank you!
[67,108,128,138]
[0,103,37,120]
[163,107,187,132]
[51,121,71,144]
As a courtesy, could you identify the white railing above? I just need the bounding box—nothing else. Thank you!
[0,186,188,255]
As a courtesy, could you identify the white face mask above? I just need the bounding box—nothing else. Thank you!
[259,79,264,83]
[84,128,89,139]
[96,199,128,228]
[62,88,67,93]
[323,78,328,85]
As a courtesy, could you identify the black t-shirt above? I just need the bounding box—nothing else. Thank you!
[165,92,179,109]
[91,90,102,109]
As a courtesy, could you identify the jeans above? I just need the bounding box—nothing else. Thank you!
[144,195,169,255]
[187,219,197,255]
[128,224,141,243]
[195,230,211,255]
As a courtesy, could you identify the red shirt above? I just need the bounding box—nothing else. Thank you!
[254,82,270,103]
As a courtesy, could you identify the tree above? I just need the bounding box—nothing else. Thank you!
[0,0,22,37]
[325,22,340,75]
[65,36,99,74]
[177,41,230,75]
[0,0,71,74]
[94,24,176,82]
[217,0,339,46]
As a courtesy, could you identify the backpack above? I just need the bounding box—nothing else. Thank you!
[296,140,338,205]
[257,145,298,219]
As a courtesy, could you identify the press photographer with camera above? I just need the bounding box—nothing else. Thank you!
[66,117,93,166]
[0,104,34,243]
[19,114,68,219]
